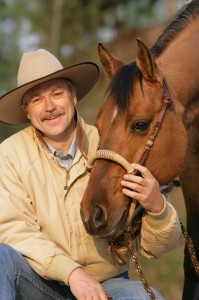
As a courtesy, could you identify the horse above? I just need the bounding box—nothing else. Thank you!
[80,1,199,299]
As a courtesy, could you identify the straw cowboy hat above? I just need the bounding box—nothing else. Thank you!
[0,49,99,124]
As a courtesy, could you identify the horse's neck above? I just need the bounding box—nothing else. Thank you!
[156,18,199,108]
[180,120,199,213]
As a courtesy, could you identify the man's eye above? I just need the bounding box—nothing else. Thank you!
[31,97,41,103]
[53,90,65,98]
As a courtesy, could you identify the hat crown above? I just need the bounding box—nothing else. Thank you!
[17,49,63,86]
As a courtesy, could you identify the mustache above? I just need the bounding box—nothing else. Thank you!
[41,110,65,121]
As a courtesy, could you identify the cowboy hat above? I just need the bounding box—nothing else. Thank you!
[0,49,99,124]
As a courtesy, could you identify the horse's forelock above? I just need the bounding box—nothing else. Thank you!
[107,62,140,111]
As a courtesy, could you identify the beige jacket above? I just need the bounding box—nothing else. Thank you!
[0,115,181,284]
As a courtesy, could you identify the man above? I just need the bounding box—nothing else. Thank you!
[0,49,181,300]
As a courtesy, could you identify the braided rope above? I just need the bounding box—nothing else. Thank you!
[108,218,157,300]
[107,217,199,300]
[128,240,157,300]
[180,220,199,276]
[87,150,134,173]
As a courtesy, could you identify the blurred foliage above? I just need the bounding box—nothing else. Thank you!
[0,0,184,140]
[0,0,181,91]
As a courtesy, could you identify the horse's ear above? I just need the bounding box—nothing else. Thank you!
[136,38,158,83]
[98,42,124,79]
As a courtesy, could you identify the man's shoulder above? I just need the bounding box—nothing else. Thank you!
[0,126,39,159]
[1,126,34,148]
[0,126,43,175]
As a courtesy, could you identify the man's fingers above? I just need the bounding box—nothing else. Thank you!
[130,163,152,179]
[123,173,148,187]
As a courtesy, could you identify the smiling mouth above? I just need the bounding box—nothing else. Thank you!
[46,116,59,120]
[44,113,63,121]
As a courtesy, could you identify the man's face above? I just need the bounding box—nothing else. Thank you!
[22,78,77,142]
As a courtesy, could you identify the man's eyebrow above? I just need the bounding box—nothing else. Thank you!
[23,85,67,102]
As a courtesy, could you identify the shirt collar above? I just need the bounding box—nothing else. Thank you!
[46,132,77,159]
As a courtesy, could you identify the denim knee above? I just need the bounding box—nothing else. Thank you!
[102,278,164,300]
[0,243,30,278]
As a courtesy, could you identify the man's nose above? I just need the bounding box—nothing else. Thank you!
[45,97,56,111]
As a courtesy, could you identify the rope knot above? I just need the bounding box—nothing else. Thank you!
[162,95,173,107]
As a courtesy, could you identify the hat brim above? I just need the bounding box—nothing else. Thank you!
[0,62,99,124]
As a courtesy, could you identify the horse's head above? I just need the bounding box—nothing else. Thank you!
[80,40,187,238]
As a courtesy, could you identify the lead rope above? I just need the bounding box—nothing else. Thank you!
[106,219,199,300]
[107,217,157,300]
[180,220,199,276]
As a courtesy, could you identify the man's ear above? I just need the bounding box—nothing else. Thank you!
[21,104,26,113]
[21,104,30,120]
[73,95,78,106]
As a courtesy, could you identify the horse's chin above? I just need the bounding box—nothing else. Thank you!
[99,210,129,239]
[98,201,143,239]
[98,200,139,239]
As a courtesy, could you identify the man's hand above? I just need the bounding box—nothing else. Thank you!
[68,268,108,300]
[121,163,164,213]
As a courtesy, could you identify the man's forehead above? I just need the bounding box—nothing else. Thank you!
[25,78,68,97]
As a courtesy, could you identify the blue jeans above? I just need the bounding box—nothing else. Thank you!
[0,244,163,300]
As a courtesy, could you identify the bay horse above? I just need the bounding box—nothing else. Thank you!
[80,1,199,299]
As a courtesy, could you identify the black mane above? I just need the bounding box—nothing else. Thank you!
[107,62,140,111]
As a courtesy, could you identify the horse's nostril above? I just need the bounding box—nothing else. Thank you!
[93,205,106,229]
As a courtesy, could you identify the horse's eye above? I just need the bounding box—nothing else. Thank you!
[131,120,150,133]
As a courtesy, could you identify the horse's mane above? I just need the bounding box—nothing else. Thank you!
[151,0,199,57]
[107,62,140,111]
[108,0,199,110]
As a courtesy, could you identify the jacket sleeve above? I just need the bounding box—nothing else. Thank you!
[138,195,182,258]
[0,150,81,284]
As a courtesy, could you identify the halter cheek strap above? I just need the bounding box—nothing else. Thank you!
[137,79,173,166]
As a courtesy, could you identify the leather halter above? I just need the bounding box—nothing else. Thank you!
[137,79,173,166]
